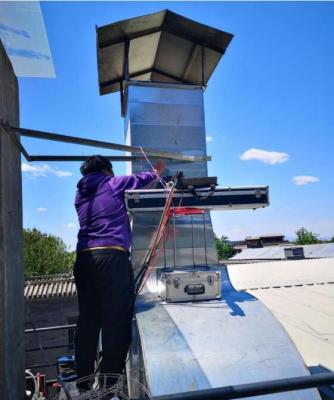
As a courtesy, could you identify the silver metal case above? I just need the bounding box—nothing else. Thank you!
[160,270,221,302]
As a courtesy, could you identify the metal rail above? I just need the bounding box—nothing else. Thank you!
[26,362,58,370]
[25,324,75,371]
[5,125,210,162]
[25,324,76,334]
[152,372,334,400]
[26,343,72,353]
[28,155,170,162]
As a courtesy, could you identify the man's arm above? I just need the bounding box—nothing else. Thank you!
[110,160,165,193]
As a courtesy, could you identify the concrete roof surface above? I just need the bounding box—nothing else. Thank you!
[227,258,334,371]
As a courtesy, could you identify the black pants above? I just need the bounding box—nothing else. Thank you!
[73,249,134,379]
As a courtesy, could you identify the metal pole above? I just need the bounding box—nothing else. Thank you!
[203,212,208,266]
[201,46,205,87]
[120,79,125,117]
[173,215,176,268]
[191,216,195,266]
[163,225,167,268]
[150,372,334,400]
[25,324,76,334]
[124,39,129,82]
[121,39,129,117]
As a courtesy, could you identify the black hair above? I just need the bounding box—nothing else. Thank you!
[80,155,113,176]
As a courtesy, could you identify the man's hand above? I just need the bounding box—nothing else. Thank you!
[154,160,165,175]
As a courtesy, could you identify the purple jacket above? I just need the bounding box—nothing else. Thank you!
[75,171,157,251]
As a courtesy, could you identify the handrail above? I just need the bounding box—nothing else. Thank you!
[151,372,334,400]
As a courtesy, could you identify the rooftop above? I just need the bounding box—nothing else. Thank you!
[24,275,76,300]
[227,257,334,370]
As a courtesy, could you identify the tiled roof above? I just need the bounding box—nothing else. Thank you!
[24,275,77,300]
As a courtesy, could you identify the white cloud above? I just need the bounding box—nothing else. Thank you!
[21,163,72,178]
[65,222,76,229]
[206,136,213,142]
[53,169,73,178]
[240,148,289,165]
[292,176,319,186]
[21,163,49,177]
[37,207,47,212]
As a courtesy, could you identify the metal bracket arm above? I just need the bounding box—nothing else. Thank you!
[4,124,211,162]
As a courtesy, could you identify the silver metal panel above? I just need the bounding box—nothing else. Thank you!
[130,214,217,270]
[126,126,206,148]
[128,83,204,105]
[130,266,320,399]
[129,103,205,126]
[125,82,217,267]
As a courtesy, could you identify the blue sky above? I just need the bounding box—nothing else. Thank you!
[12,1,334,248]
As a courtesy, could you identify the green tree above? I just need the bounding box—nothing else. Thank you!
[215,235,236,260]
[294,227,321,245]
[23,228,75,278]
[215,236,223,260]
[220,235,237,259]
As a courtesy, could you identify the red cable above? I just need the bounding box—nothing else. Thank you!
[136,184,176,294]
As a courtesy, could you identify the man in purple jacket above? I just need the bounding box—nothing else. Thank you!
[74,155,164,385]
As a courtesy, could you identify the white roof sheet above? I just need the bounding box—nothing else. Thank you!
[227,258,334,370]
[232,243,334,260]
[228,258,334,289]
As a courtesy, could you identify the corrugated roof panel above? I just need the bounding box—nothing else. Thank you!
[47,282,54,298]
[304,243,334,258]
[232,243,334,260]
[42,283,48,299]
[228,258,334,290]
[24,276,77,300]
[32,284,39,298]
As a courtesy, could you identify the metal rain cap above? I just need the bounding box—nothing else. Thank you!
[97,9,233,95]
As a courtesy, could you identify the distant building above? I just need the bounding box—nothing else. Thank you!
[245,234,286,248]
[231,235,287,253]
